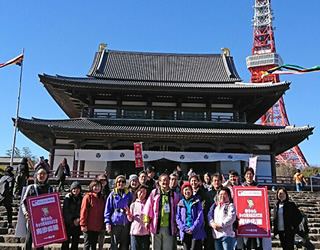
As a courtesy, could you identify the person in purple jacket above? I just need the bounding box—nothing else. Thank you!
[104,175,133,250]
[176,182,206,250]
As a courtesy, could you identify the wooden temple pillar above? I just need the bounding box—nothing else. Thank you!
[79,160,85,173]
[49,148,55,171]
[271,154,277,183]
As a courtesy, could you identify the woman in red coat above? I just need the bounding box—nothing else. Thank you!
[80,179,105,250]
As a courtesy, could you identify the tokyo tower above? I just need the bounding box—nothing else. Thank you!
[246,0,309,168]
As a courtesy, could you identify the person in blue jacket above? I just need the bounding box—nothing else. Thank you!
[104,175,133,250]
[176,182,206,250]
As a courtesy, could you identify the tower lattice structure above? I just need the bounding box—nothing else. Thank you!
[246,0,309,168]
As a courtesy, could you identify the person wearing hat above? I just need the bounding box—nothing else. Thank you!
[62,181,83,250]
[21,165,55,250]
[176,183,206,250]
[97,174,110,250]
[0,166,14,228]
[188,174,212,250]
[129,174,139,195]
[104,175,133,250]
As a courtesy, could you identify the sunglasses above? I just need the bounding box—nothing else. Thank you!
[117,180,126,184]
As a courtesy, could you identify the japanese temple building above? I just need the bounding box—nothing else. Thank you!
[16,46,314,179]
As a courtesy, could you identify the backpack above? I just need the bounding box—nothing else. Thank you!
[0,175,13,202]
[297,211,309,239]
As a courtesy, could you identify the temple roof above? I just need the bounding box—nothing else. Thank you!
[16,117,313,155]
[87,50,242,83]
[39,74,288,90]
[38,73,290,122]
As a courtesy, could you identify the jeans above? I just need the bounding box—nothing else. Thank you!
[279,231,295,250]
[296,183,301,192]
[25,221,44,250]
[182,233,203,250]
[203,224,215,250]
[110,224,130,250]
[83,231,99,250]
[214,236,236,250]
[151,226,176,250]
[242,237,263,250]
[62,225,81,250]
[98,229,106,250]
[1,198,12,224]
[131,235,150,250]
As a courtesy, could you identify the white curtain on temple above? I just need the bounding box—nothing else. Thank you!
[74,149,252,162]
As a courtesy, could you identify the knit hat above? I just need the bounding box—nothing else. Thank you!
[115,175,126,184]
[129,174,138,183]
[181,182,192,193]
[70,181,81,191]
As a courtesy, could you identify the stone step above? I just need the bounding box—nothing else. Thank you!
[1,189,319,249]
[0,240,318,250]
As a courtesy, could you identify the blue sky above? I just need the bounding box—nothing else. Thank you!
[0,1,319,166]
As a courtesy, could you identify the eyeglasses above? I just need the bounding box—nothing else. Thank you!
[37,172,47,176]
[117,180,126,184]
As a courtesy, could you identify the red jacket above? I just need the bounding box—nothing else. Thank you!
[80,192,105,232]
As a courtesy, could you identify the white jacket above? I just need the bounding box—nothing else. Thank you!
[210,202,236,239]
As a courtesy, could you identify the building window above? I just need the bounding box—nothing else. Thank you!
[211,112,233,122]
[94,109,117,118]
[121,109,147,119]
[152,110,176,120]
[181,111,206,121]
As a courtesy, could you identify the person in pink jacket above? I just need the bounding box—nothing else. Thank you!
[143,173,179,250]
[126,185,150,250]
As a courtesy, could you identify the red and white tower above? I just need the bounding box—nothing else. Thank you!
[246,0,309,168]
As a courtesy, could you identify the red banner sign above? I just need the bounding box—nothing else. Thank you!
[134,142,144,168]
[233,186,270,238]
[27,192,67,248]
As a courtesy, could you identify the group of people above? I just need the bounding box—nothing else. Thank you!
[0,159,308,250]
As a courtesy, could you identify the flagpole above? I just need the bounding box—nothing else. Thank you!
[10,48,24,166]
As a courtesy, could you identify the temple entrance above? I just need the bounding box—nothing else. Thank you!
[147,159,178,179]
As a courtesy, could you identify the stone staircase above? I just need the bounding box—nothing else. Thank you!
[0,189,319,249]
[268,190,320,249]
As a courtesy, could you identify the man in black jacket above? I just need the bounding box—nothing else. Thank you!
[0,166,14,228]
[14,157,30,198]
[62,181,83,250]
[189,174,214,250]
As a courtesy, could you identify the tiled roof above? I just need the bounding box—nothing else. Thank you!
[16,117,313,155]
[39,74,290,93]
[17,117,313,137]
[87,50,242,83]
